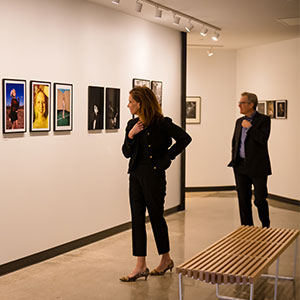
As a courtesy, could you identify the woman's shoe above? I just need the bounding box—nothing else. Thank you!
[150,260,174,276]
[119,268,150,282]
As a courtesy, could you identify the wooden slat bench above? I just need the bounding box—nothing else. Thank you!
[176,226,299,300]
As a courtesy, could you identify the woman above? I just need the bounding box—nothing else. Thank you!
[120,86,191,282]
[9,89,19,129]
[33,88,48,129]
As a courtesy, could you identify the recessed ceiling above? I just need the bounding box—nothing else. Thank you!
[87,0,300,49]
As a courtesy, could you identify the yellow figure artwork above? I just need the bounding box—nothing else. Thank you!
[33,85,49,129]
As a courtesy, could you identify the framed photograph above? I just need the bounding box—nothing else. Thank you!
[30,81,51,132]
[132,78,150,88]
[88,86,104,130]
[2,78,26,133]
[275,100,287,119]
[266,100,275,119]
[106,87,120,130]
[54,83,73,131]
[186,97,201,124]
[151,80,162,106]
[257,101,266,115]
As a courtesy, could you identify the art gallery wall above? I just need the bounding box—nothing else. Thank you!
[236,38,300,201]
[186,48,237,187]
[186,38,299,202]
[0,0,182,265]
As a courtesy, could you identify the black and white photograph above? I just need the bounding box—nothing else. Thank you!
[88,86,104,130]
[132,78,150,88]
[151,80,162,106]
[257,101,266,115]
[276,100,287,119]
[106,87,120,129]
[266,100,276,119]
[186,97,201,124]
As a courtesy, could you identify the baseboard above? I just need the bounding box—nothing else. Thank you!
[268,194,300,206]
[185,186,236,192]
[0,205,181,277]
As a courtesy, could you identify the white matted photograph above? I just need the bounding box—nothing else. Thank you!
[186,97,201,124]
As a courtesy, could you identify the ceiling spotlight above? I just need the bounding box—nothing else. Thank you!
[155,6,163,18]
[173,13,180,25]
[200,26,208,37]
[207,47,214,57]
[135,1,143,12]
[212,31,220,41]
[185,20,194,32]
[112,0,120,4]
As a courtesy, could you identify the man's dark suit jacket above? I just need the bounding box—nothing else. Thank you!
[228,111,272,177]
[122,117,191,173]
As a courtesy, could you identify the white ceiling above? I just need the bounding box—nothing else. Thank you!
[87,0,299,49]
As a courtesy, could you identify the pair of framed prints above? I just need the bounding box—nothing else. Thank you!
[257,100,287,119]
[132,78,162,106]
[2,79,73,134]
[88,86,120,130]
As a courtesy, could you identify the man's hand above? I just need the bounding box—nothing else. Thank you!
[128,121,144,139]
[242,119,252,129]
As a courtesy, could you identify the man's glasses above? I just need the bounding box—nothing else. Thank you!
[238,101,250,105]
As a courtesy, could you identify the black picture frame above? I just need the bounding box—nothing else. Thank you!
[151,80,163,106]
[266,100,276,119]
[88,86,104,130]
[275,100,287,119]
[132,78,150,88]
[54,83,73,131]
[30,80,51,132]
[2,78,27,134]
[257,101,266,115]
[105,87,120,130]
[186,97,201,124]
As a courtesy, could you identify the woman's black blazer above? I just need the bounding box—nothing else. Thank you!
[122,117,191,173]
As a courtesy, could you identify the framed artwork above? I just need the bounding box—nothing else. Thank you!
[54,83,73,131]
[151,80,162,106]
[106,87,120,129]
[132,78,150,88]
[2,78,26,133]
[30,81,51,132]
[88,86,104,130]
[266,100,275,119]
[275,100,287,119]
[257,101,266,115]
[186,97,201,124]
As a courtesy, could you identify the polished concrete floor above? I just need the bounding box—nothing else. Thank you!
[0,192,299,300]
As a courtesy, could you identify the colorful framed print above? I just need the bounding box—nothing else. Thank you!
[30,81,51,132]
[186,97,201,124]
[88,86,104,130]
[275,100,287,119]
[2,78,26,133]
[132,78,150,88]
[151,80,162,106]
[106,87,120,130]
[257,101,266,115]
[266,100,275,119]
[54,83,73,131]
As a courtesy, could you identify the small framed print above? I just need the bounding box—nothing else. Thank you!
[266,100,276,119]
[151,80,162,106]
[30,81,51,132]
[88,86,104,130]
[2,78,26,133]
[257,101,266,115]
[276,100,287,119]
[106,87,120,130]
[54,83,73,131]
[186,97,201,124]
[132,78,150,88]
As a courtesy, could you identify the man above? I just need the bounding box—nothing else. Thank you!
[228,92,271,227]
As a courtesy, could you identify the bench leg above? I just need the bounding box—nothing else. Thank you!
[274,258,279,300]
[216,283,254,300]
[179,273,183,300]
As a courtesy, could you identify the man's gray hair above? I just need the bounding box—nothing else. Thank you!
[241,92,258,109]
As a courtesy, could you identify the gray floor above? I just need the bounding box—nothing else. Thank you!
[0,192,299,300]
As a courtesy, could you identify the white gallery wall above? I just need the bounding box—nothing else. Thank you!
[186,38,300,201]
[186,48,237,187]
[0,0,182,265]
[236,38,300,201]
